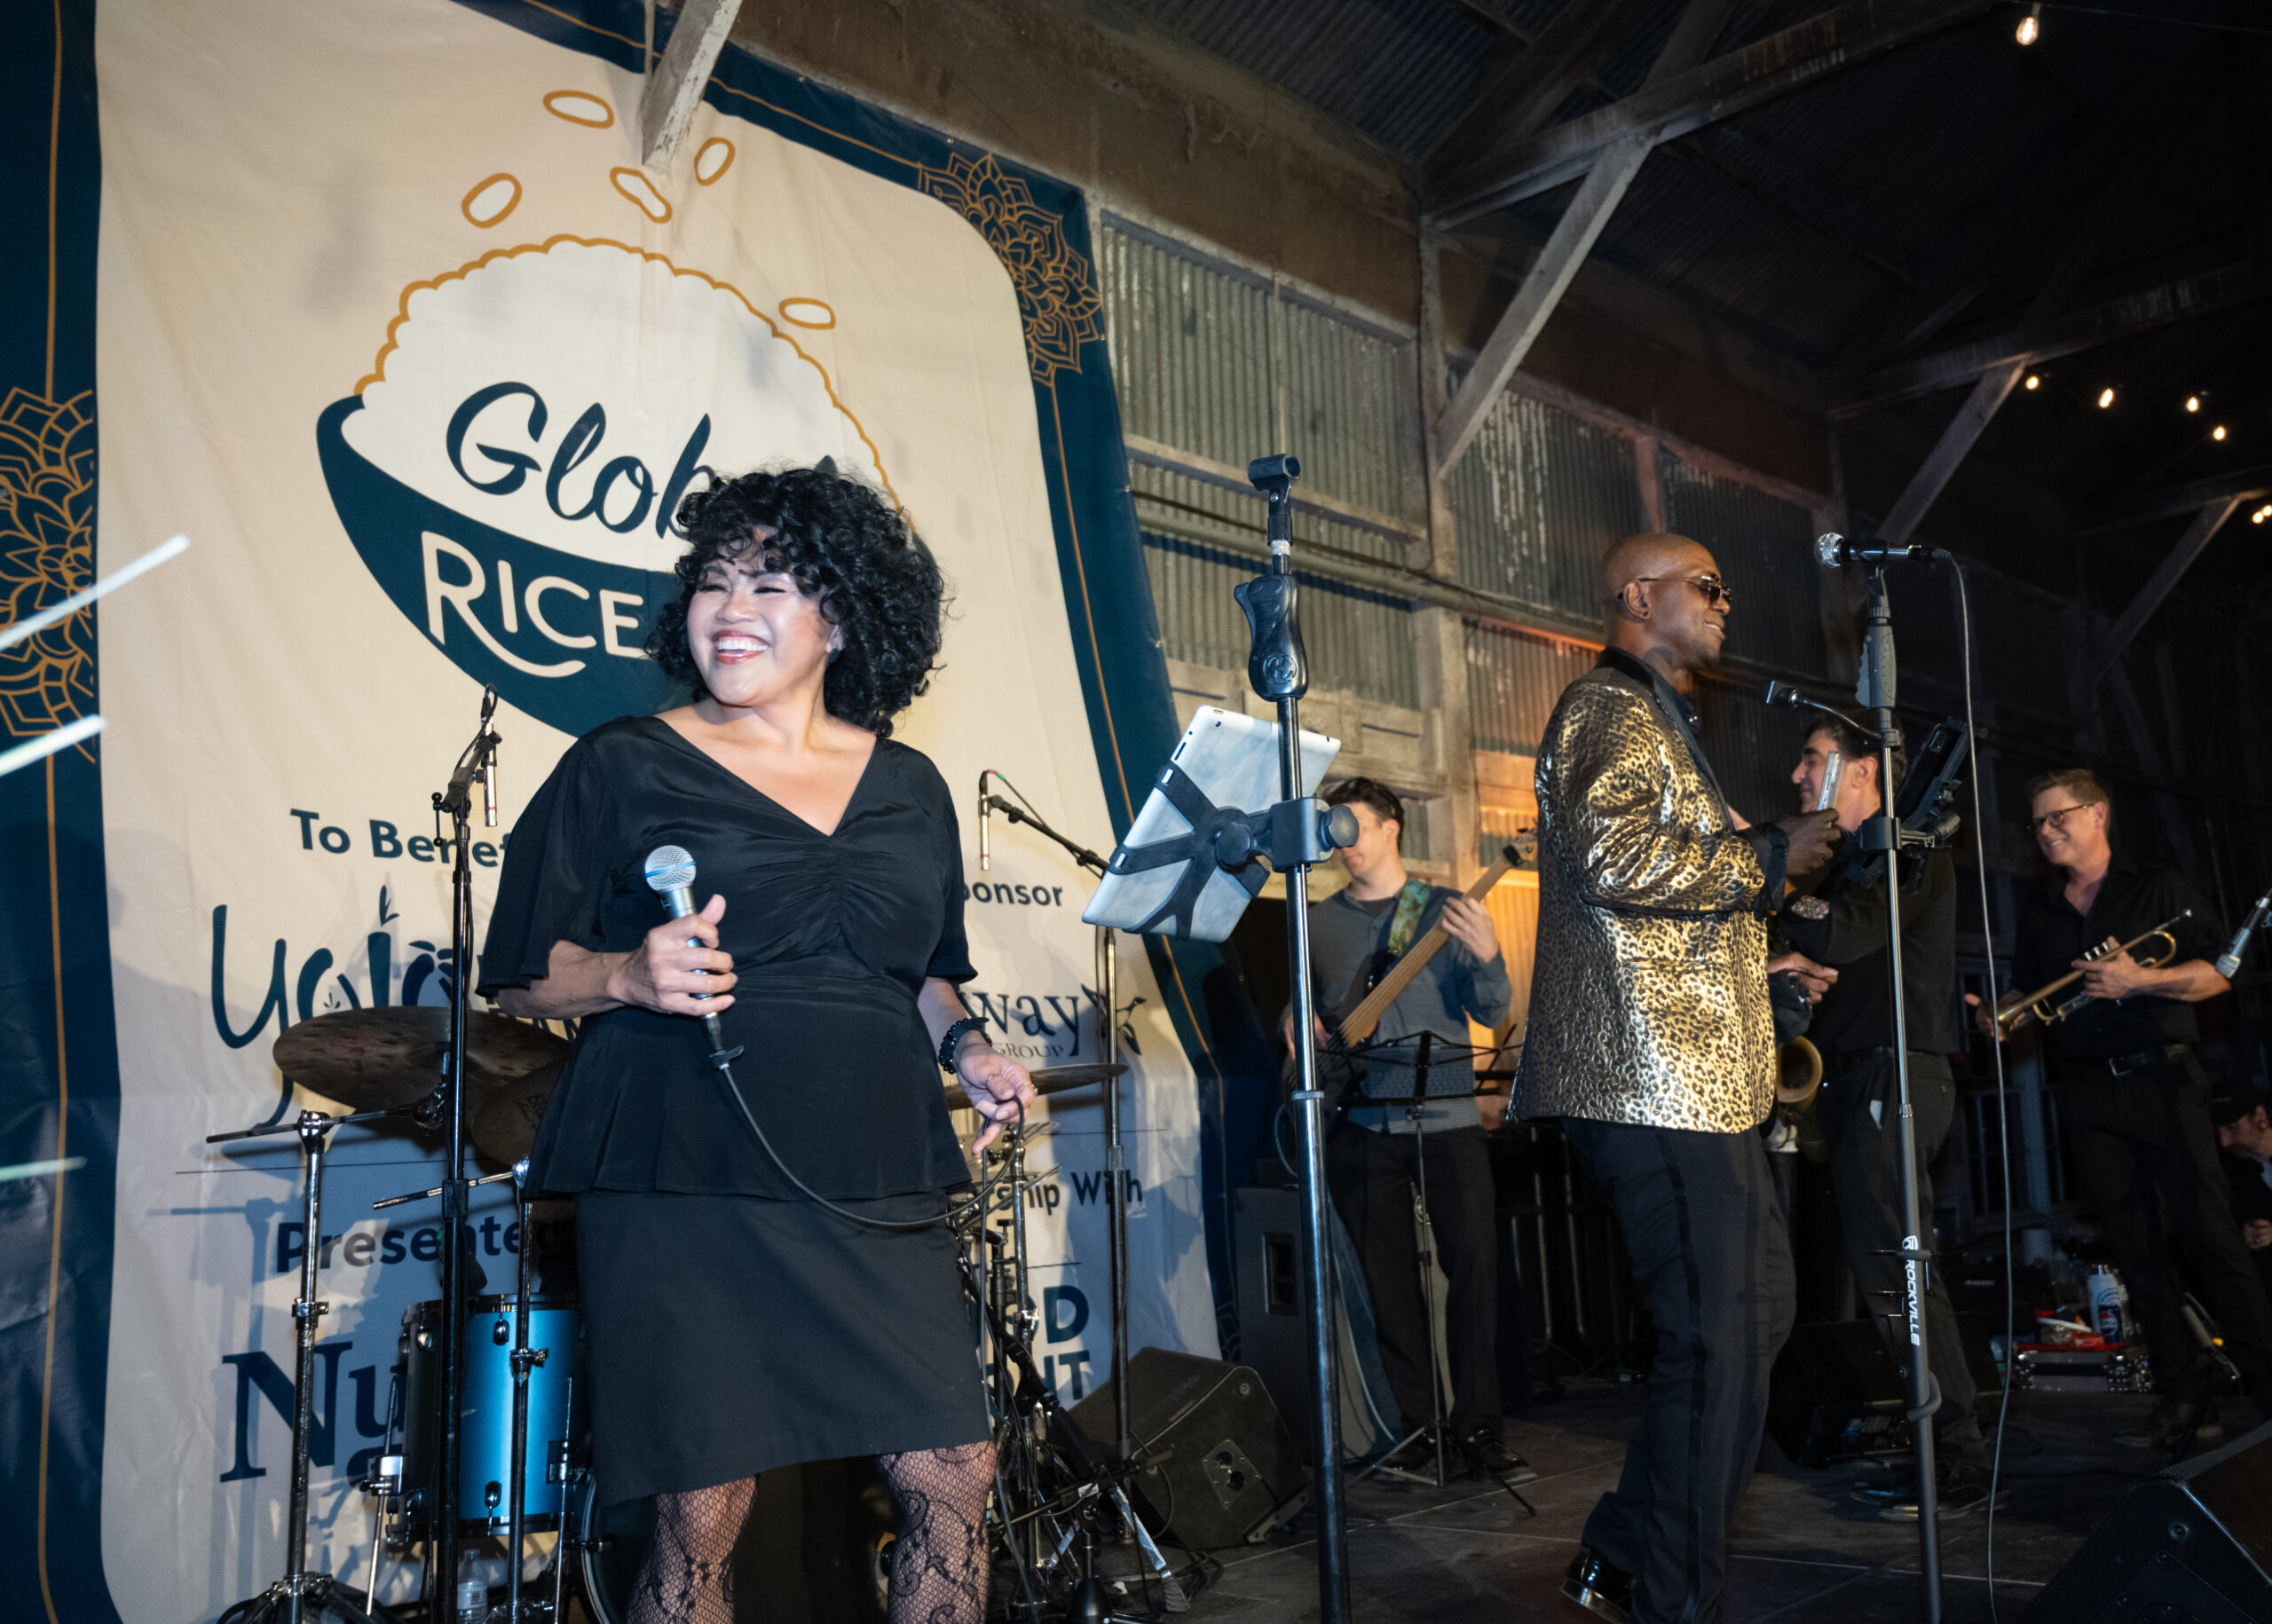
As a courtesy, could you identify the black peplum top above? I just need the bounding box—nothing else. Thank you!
[477,714,975,1200]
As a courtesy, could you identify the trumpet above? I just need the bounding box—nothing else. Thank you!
[1991,910,2189,1036]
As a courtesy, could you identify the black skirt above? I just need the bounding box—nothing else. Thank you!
[577,1188,990,1503]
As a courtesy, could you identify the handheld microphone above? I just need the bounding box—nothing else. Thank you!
[2215,887,2272,978]
[978,770,992,872]
[1816,532,1948,567]
[643,845,735,1059]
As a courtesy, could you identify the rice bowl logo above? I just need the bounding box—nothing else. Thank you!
[317,234,886,737]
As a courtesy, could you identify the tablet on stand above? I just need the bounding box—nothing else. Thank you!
[1083,705,1340,942]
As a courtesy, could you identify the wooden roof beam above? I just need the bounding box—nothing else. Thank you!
[2081,464,2272,532]
[2090,496,2245,684]
[1426,0,1743,478]
[1837,262,2268,416]
[642,0,741,168]
[1424,0,1994,230]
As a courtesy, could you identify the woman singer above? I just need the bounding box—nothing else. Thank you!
[478,463,1034,1624]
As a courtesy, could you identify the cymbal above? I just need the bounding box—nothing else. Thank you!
[270,1007,568,1112]
[943,1060,1128,1109]
[471,1060,564,1166]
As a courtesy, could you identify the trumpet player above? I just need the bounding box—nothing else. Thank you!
[1780,720,1996,1520]
[1970,768,2272,1455]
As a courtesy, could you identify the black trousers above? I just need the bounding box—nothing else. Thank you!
[1563,1117,1795,1624]
[1817,1052,1986,1468]
[2059,1056,2272,1405]
[1325,1123,1500,1438]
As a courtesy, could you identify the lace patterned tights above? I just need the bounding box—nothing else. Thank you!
[878,1442,995,1624]
[624,1444,993,1624]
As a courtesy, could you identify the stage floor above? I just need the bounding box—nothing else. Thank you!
[1180,1382,2171,1621]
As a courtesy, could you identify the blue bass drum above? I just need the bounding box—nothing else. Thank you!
[398,1294,586,1533]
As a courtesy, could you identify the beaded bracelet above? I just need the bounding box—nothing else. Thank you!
[937,1014,990,1073]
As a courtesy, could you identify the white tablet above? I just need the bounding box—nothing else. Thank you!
[1083,705,1340,942]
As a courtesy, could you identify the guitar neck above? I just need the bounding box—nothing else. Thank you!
[1339,857,1512,1045]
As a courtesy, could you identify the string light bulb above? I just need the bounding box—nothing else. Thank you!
[2097,387,2116,408]
[2186,396,2201,413]
[2024,374,2041,390]
[2255,506,2270,524]
[2017,4,2041,45]
[2214,425,2229,441]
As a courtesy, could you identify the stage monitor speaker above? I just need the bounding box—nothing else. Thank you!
[1769,1320,1906,1467]
[2017,1419,2272,1622]
[1069,1347,1308,1549]
[1231,1184,1394,1460]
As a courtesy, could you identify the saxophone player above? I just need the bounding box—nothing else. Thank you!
[1779,720,1994,1519]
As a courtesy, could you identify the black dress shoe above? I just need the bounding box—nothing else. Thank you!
[1561,1548,1633,1624]
[2113,1391,2216,1457]
[1875,1464,2010,1523]
[1457,1423,1540,1486]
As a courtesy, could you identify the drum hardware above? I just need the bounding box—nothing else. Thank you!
[430,683,506,1617]
[501,1157,545,1624]
[1990,911,2189,1035]
[373,1165,516,1210]
[953,1134,1188,1622]
[208,1103,419,1624]
[975,776,1142,1470]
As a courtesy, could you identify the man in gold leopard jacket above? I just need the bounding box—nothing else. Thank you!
[1518,533,1836,1624]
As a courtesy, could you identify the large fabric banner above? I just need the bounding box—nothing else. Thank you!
[2,3,1235,1617]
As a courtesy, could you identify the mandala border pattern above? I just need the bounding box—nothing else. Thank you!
[0,387,99,742]
[917,151,1104,386]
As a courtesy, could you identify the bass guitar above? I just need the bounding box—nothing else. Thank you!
[1289,840,1531,1108]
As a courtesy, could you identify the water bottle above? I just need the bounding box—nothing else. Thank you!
[2087,1266,2126,1341]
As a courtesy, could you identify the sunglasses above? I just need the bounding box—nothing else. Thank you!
[2029,803,2094,835]
[1627,573,1734,608]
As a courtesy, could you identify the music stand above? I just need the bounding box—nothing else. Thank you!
[1338,1033,1534,1513]
[1086,454,1361,1622]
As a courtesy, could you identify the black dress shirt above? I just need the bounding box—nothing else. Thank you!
[1596,649,1787,907]
[2010,855,2223,1065]
[1781,839,1959,1056]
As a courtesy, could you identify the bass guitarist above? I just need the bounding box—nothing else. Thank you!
[1282,776,1532,1484]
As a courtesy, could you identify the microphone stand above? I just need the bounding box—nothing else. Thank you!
[1235,454,1352,1624]
[427,687,501,1620]
[1856,568,1943,1621]
[977,792,1136,1469]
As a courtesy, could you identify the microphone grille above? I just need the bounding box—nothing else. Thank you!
[643,844,696,892]
[1814,533,1845,567]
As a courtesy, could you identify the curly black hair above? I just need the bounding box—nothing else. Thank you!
[645,463,944,737]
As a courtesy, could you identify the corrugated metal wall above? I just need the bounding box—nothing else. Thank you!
[1448,390,1645,625]
[1656,453,1826,680]
[1141,532,1419,708]
[1100,217,1416,567]
[1694,674,1811,824]
[1276,289,1420,524]
[1098,222,1273,469]
[1464,619,1597,757]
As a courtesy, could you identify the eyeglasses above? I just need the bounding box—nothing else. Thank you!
[2030,803,2094,835]
[1627,573,1734,607]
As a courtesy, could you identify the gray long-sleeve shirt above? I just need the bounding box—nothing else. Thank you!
[1305,884,1513,1131]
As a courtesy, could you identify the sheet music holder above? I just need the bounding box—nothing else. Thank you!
[1083,705,1340,942]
